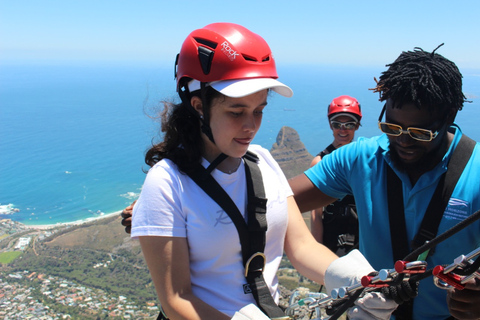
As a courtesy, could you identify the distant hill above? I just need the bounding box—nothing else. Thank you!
[44,214,139,253]
[270,126,314,179]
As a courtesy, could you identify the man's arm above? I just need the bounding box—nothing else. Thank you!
[120,200,136,234]
[288,173,337,213]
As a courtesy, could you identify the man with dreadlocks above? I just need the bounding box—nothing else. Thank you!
[290,45,480,320]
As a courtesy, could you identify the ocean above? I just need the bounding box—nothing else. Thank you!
[1,62,479,225]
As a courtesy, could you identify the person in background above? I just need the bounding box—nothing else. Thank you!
[127,22,396,320]
[310,95,361,257]
[290,45,480,320]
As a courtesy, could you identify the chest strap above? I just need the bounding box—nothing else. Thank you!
[187,151,288,319]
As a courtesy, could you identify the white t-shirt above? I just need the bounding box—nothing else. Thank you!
[131,145,292,317]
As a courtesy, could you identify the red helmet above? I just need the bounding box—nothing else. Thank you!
[328,95,362,121]
[175,22,279,91]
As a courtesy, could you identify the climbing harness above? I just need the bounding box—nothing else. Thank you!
[386,134,475,319]
[158,151,288,319]
[318,144,359,256]
[286,134,478,319]
[187,151,289,319]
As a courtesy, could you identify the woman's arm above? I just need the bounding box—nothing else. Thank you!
[283,196,338,285]
[139,236,230,320]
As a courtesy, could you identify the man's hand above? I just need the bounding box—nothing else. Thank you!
[120,200,136,234]
[447,277,480,320]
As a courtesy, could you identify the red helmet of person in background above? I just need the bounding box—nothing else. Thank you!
[175,22,279,91]
[327,95,362,121]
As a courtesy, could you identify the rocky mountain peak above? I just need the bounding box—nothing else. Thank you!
[270,126,313,179]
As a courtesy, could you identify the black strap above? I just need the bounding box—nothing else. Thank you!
[412,135,476,250]
[387,166,410,262]
[318,143,336,158]
[186,151,287,319]
[387,134,476,260]
[157,308,169,320]
[386,134,476,319]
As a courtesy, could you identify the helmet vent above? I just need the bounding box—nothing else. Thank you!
[194,37,218,49]
[242,54,257,62]
[242,54,271,62]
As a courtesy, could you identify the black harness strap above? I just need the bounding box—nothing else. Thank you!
[186,151,287,319]
[412,135,476,251]
[318,143,336,158]
[386,134,476,319]
[387,166,410,262]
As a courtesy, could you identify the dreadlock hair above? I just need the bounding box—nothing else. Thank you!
[372,44,466,115]
[144,86,222,173]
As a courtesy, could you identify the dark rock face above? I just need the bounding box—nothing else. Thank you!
[270,126,314,179]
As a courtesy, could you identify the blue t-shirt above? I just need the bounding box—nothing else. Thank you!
[305,124,480,320]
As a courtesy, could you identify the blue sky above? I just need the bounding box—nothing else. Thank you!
[1,0,479,69]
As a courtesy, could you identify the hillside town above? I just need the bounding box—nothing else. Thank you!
[0,216,318,319]
[0,218,160,319]
[1,271,159,319]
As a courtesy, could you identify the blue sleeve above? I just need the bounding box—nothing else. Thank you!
[305,141,359,200]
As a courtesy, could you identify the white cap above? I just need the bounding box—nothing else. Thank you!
[188,78,293,98]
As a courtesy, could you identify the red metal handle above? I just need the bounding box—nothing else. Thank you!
[433,265,465,290]
[395,260,427,274]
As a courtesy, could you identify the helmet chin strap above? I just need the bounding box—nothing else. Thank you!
[178,80,216,144]
[199,81,215,144]
[201,80,227,173]
[179,80,227,172]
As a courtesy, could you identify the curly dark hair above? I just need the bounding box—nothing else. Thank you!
[372,44,466,115]
[145,86,222,173]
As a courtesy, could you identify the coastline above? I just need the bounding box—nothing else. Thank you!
[21,210,123,230]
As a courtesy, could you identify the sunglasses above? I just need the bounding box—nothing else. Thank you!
[377,104,439,142]
[330,121,358,130]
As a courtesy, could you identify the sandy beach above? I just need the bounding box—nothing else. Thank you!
[23,210,123,230]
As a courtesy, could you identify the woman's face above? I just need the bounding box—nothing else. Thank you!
[329,115,359,147]
[199,90,268,159]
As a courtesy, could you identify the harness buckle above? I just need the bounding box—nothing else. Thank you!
[244,252,266,277]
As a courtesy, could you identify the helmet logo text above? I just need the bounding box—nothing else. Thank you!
[220,41,239,61]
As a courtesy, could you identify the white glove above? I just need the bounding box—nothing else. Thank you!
[348,292,398,320]
[325,249,398,320]
[231,303,270,320]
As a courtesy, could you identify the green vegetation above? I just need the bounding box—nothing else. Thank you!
[2,216,160,311]
[0,251,22,264]
[10,246,158,306]
[278,273,319,293]
[7,276,125,320]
